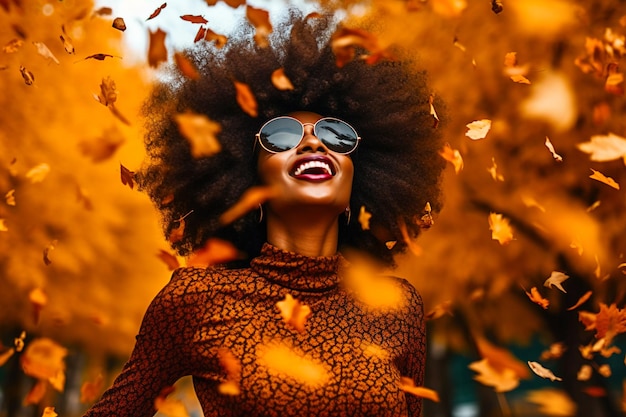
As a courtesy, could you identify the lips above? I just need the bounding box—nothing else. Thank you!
[291,156,335,180]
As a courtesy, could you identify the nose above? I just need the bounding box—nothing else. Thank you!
[297,123,328,154]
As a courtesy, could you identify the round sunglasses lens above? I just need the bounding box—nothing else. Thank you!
[315,119,358,153]
[259,118,303,152]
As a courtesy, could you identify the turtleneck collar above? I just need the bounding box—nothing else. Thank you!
[250,243,344,293]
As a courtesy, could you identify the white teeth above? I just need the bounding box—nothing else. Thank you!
[294,160,332,176]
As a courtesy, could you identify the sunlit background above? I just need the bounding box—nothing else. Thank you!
[1,0,626,416]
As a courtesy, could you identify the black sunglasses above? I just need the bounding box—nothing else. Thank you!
[255,116,361,154]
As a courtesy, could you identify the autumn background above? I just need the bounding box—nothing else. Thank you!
[1,0,626,416]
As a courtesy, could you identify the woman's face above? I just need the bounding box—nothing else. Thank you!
[257,111,354,217]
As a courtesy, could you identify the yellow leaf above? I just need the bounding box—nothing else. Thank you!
[487,157,504,181]
[271,68,294,90]
[439,143,463,173]
[589,169,620,190]
[543,271,569,293]
[567,290,592,311]
[25,163,50,183]
[525,287,549,309]
[20,338,67,391]
[468,358,520,392]
[526,389,577,416]
[246,6,272,47]
[465,119,491,140]
[0,219,7,232]
[174,112,222,158]
[358,205,372,230]
[528,361,562,381]
[233,80,258,117]
[545,136,563,161]
[577,133,626,163]
[398,376,440,402]
[33,41,59,64]
[488,212,513,244]
[5,189,15,206]
[257,343,329,387]
[276,294,311,333]
[42,406,58,417]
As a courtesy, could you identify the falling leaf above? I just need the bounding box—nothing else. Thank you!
[246,6,272,47]
[42,407,58,417]
[154,387,190,417]
[32,42,59,64]
[605,63,624,95]
[330,27,392,68]
[186,238,242,268]
[93,7,112,16]
[358,205,372,230]
[203,28,228,47]
[0,348,14,366]
[398,377,440,402]
[526,287,549,309]
[425,300,453,320]
[543,271,569,293]
[26,163,50,183]
[112,17,126,31]
[219,185,278,225]
[589,169,620,190]
[504,52,530,83]
[468,358,520,392]
[545,137,563,161]
[488,212,513,245]
[540,342,566,361]
[25,380,48,405]
[3,38,23,53]
[156,249,180,271]
[174,112,221,158]
[95,76,117,107]
[257,343,329,386]
[80,374,103,403]
[385,241,397,249]
[147,3,167,21]
[120,164,135,189]
[439,143,464,173]
[577,364,592,381]
[217,348,241,395]
[5,189,15,206]
[174,52,200,80]
[0,219,7,232]
[180,14,208,24]
[398,218,423,256]
[148,28,168,68]
[43,239,58,266]
[78,126,125,163]
[19,65,35,85]
[81,53,121,62]
[429,94,440,128]
[487,157,504,181]
[567,290,592,311]
[21,338,67,392]
[528,361,562,381]
[206,0,246,6]
[465,119,491,140]
[276,294,311,333]
[233,80,258,117]
[491,0,504,13]
[579,303,626,342]
[271,68,294,90]
[526,389,577,416]
[29,288,47,325]
[60,26,75,54]
[577,133,626,164]
[344,260,405,310]
[193,26,207,43]
[598,364,611,377]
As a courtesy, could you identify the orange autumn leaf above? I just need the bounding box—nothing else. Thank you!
[174,52,200,80]
[186,238,242,268]
[330,27,391,68]
[112,17,126,31]
[5,189,15,206]
[20,65,35,85]
[206,0,245,6]
[233,80,258,117]
[525,287,549,309]
[3,38,23,53]
[194,26,206,43]
[358,205,372,230]
[147,3,167,21]
[503,52,530,84]
[148,28,168,68]
[276,294,311,333]
[42,407,58,417]
[78,126,125,163]
[468,358,520,392]
[579,303,626,341]
[217,347,241,395]
[156,249,180,271]
[439,143,464,173]
[544,137,563,161]
[487,157,504,181]
[398,218,422,256]
[475,336,531,379]
[29,287,47,324]
[219,185,278,225]
[577,133,626,163]
[589,168,620,190]
[174,112,222,158]
[465,119,492,140]
[246,6,272,47]
[425,300,453,320]
[42,239,57,265]
[488,212,514,245]
[80,374,103,403]
[0,219,7,232]
[21,338,67,392]
[26,163,50,183]
[271,68,294,91]
[0,347,14,366]
[567,290,592,311]
[257,343,329,386]
[120,164,135,189]
[180,14,208,24]
[398,376,440,402]
[24,380,48,405]
[154,386,190,417]
[204,28,228,48]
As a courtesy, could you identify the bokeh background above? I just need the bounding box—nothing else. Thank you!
[1,0,625,416]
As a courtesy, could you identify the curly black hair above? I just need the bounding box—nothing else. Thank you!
[138,11,446,266]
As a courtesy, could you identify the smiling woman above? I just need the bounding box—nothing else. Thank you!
[83,9,445,417]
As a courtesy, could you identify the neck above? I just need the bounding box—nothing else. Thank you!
[265,209,340,257]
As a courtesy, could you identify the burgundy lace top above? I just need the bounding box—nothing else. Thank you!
[83,243,426,416]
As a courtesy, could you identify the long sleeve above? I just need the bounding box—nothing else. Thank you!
[401,283,427,417]
[83,278,189,417]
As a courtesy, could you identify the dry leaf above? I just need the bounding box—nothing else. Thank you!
[148,28,168,68]
[5,189,15,206]
[147,3,167,21]
[526,389,577,416]
[42,407,58,417]
[3,38,23,53]
[429,94,440,128]
[425,300,453,320]
[217,348,241,395]
[488,212,513,245]
[487,157,504,181]
[81,53,120,62]
[14,331,26,352]
[0,348,14,366]
[154,387,190,417]
[0,219,7,232]
[468,358,520,392]
[194,26,207,43]
[21,338,67,392]
[186,238,241,267]
[233,80,258,117]
[271,68,294,91]
[545,137,563,161]
[605,63,624,95]
[567,290,592,311]
[219,186,278,225]
[398,218,422,256]
[276,294,311,333]
[540,342,566,361]
[29,287,47,324]
[579,303,626,342]
[78,126,125,163]
[526,287,549,309]
[358,205,372,230]
[95,76,117,106]
[246,6,272,47]
[80,374,103,403]
[598,364,611,377]
[174,112,221,158]
[60,26,75,54]
[439,143,464,173]
[120,164,135,189]
[19,65,35,86]
[180,14,208,24]
[344,261,405,310]
[398,376,440,402]
[25,380,48,405]
[257,343,329,386]
[330,27,392,68]
[33,41,59,64]
[204,28,228,47]
[577,364,592,381]
[528,361,562,381]
[112,17,126,31]
[543,271,569,293]
[26,163,50,183]
[174,52,200,80]
[577,133,626,164]
[156,249,180,271]
[589,169,620,190]
[465,119,491,140]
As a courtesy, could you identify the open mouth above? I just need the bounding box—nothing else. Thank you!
[291,157,335,180]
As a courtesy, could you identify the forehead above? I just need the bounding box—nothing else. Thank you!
[287,111,323,124]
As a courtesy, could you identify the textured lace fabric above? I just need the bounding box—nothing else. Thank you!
[84,243,426,417]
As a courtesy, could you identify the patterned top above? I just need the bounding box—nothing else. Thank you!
[84,243,426,417]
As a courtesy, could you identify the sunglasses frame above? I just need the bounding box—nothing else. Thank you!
[255,116,361,155]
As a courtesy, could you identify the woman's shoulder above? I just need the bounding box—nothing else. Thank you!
[158,265,251,299]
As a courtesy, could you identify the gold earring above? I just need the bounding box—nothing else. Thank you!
[258,204,264,223]
[345,206,351,225]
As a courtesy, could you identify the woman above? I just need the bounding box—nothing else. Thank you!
[85,11,445,417]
